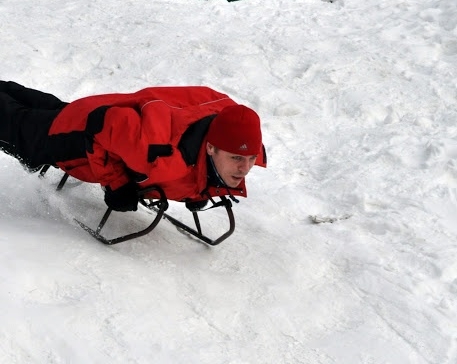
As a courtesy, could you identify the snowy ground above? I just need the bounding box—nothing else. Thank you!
[1,0,457,363]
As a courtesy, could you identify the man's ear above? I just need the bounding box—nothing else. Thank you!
[206,142,215,155]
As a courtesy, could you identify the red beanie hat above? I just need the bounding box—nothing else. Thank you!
[207,105,262,155]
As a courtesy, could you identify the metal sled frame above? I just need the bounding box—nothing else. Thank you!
[39,166,236,246]
[140,196,235,246]
[74,186,169,245]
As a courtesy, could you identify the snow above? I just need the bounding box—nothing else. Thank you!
[1,0,457,362]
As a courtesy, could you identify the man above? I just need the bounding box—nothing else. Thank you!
[0,81,266,212]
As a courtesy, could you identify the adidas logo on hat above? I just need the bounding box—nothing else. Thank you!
[239,144,248,150]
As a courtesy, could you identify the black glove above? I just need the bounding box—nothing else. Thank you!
[104,181,138,212]
[185,200,208,212]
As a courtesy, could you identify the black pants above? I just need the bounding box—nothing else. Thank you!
[0,81,67,169]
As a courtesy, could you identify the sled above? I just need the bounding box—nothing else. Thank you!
[39,166,236,246]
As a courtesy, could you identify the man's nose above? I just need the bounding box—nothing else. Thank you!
[238,159,250,173]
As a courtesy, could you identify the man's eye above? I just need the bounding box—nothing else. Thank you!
[232,156,242,161]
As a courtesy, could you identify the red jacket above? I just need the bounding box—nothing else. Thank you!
[48,86,266,202]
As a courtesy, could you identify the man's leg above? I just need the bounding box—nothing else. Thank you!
[0,91,25,158]
[0,81,68,110]
[0,90,60,169]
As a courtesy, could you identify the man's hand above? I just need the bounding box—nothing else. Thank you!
[185,200,208,212]
[104,181,138,212]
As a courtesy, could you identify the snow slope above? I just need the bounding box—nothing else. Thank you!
[1,0,457,363]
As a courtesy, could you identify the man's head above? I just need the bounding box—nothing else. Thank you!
[206,105,262,187]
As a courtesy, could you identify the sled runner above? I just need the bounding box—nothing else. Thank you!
[39,166,236,246]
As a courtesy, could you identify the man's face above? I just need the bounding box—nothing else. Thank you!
[207,143,257,188]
